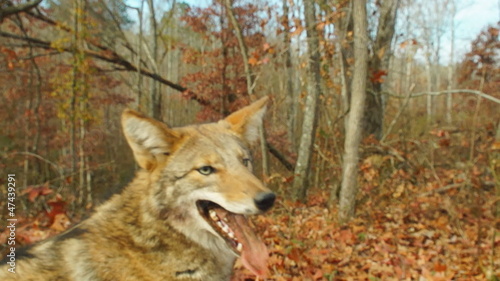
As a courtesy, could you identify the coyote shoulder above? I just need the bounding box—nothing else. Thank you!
[0,97,275,281]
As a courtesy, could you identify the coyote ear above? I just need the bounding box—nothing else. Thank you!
[121,109,180,170]
[223,96,268,145]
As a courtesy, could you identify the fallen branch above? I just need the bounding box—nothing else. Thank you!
[418,183,465,197]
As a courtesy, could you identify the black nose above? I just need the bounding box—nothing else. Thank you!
[254,192,276,212]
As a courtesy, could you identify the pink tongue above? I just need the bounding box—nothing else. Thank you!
[216,210,269,277]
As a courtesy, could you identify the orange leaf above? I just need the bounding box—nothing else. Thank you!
[248,57,258,66]
[434,262,447,272]
[491,141,500,150]
[288,248,302,263]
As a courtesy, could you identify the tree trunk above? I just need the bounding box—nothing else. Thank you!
[137,2,145,111]
[70,0,82,198]
[338,0,368,223]
[426,56,434,124]
[336,1,353,131]
[147,0,161,119]
[292,0,322,201]
[0,0,42,20]
[282,0,297,151]
[446,1,456,124]
[224,0,269,179]
[364,0,399,139]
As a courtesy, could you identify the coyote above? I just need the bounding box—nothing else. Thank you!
[0,97,275,281]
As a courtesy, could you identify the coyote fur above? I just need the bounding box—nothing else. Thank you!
[0,97,275,281]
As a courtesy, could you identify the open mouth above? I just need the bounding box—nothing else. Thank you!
[196,200,269,277]
[196,200,243,254]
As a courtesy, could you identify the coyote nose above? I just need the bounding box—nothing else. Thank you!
[254,192,276,212]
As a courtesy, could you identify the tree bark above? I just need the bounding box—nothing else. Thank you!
[146,0,161,119]
[0,0,42,20]
[223,0,252,96]
[339,0,368,223]
[446,0,456,124]
[292,0,322,201]
[282,0,297,151]
[364,0,399,139]
[224,0,269,179]
[336,1,353,130]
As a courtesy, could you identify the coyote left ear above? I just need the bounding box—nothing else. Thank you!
[223,96,268,145]
[121,109,181,171]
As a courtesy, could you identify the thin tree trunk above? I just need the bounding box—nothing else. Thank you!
[224,0,252,96]
[147,0,160,119]
[364,0,399,139]
[336,1,353,131]
[282,0,297,151]
[133,2,144,111]
[338,0,368,223]
[446,1,455,124]
[74,0,87,207]
[14,14,41,189]
[224,0,269,178]
[220,3,229,115]
[292,0,322,201]
[426,57,433,124]
[70,0,81,197]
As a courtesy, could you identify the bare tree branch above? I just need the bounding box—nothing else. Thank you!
[266,142,294,171]
[0,5,297,176]
[385,89,500,104]
[0,30,214,108]
[0,0,42,21]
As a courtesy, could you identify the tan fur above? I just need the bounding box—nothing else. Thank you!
[0,97,273,281]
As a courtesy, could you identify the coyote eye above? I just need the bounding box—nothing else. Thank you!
[197,166,215,175]
[242,158,251,167]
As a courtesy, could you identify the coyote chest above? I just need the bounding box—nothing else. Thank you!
[0,97,275,281]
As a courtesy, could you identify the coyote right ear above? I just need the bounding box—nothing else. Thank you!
[223,96,268,145]
[121,109,181,171]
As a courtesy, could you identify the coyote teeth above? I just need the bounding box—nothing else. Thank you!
[236,243,243,252]
[209,210,218,221]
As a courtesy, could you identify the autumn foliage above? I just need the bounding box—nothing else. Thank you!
[0,1,499,280]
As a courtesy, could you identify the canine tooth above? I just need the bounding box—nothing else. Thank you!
[209,210,218,221]
[236,243,243,252]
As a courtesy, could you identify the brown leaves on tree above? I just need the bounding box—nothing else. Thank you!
[370,69,388,84]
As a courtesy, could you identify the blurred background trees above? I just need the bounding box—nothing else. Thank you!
[0,0,498,224]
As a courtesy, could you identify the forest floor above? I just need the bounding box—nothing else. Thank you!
[1,126,499,281]
[233,127,500,281]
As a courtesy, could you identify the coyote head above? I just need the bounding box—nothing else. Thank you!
[121,97,274,277]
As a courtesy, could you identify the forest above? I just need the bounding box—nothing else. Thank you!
[0,0,499,280]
